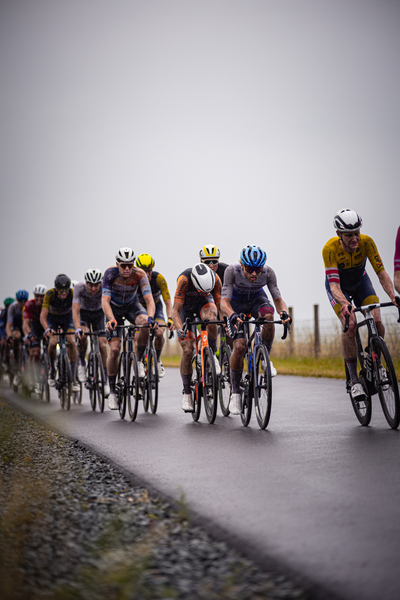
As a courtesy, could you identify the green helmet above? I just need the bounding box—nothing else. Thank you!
[4,297,14,307]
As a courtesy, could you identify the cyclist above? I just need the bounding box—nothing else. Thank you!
[73,269,110,397]
[221,245,291,415]
[172,263,222,412]
[22,284,47,391]
[1,297,15,373]
[40,274,80,392]
[199,244,229,284]
[102,247,156,410]
[135,253,174,377]
[6,290,29,384]
[323,209,399,402]
[395,225,400,294]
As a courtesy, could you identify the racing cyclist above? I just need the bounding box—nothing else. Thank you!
[0,297,14,371]
[394,225,400,294]
[22,284,47,391]
[40,274,80,392]
[221,245,291,415]
[323,209,399,402]
[135,253,174,378]
[172,263,222,412]
[73,269,110,397]
[102,247,156,410]
[199,244,229,285]
[6,290,29,384]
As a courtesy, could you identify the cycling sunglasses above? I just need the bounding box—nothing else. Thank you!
[118,262,134,269]
[244,265,263,274]
[203,259,219,265]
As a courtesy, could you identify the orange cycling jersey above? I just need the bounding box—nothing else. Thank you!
[323,234,385,289]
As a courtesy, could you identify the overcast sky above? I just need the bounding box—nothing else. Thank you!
[1,0,399,323]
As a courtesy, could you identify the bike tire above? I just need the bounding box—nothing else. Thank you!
[253,346,272,429]
[191,355,202,422]
[127,352,139,422]
[218,343,231,416]
[345,361,372,426]
[43,353,50,402]
[95,353,105,413]
[142,353,150,412]
[240,356,252,426]
[148,349,159,414]
[203,347,218,424]
[373,337,400,429]
[64,354,72,411]
[88,353,96,411]
[117,353,126,419]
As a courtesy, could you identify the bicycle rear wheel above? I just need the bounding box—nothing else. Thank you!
[95,353,105,413]
[345,361,372,426]
[191,355,202,422]
[147,349,159,414]
[87,353,96,411]
[142,353,150,412]
[240,356,252,427]
[60,354,72,411]
[41,353,50,402]
[373,338,400,429]
[203,347,218,424]
[253,346,272,429]
[127,352,139,421]
[117,353,126,419]
[218,343,231,416]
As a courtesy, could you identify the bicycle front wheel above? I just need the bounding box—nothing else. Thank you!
[117,353,126,419]
[191,355,202,422]
[240,356,252,427]
[218,343,231,416]
[61,354,72,411]
[203,348,218,424]
[127,352,139,421]
[373,338,400,429]
[253,346,272,429]
[95,353,105,413]
[147,349,159,414]
[87,354,96,411]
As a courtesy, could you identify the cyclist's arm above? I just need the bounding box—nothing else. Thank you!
[142,292,155,319]
[220,265,235,319]
[273,297,289,320]
[72,302,82,330]
[5,321,12,338]
[22,316,31,337]
[329,283,352,317]
[101,295,115,322]
[377,270,397,304]
[164,298,173,321]
[172,300,184,331]
[40,307,50,331]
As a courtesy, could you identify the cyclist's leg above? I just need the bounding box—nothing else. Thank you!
[178,307,196,410]
[154,300,166,362]
[125,300,148,363]
[227,300,247,414]
[356,272,383,336]
[200,297,218,353]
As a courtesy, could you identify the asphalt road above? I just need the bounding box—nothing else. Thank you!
[2,369,400,600]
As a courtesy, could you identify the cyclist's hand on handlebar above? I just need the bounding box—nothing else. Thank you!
[177,328,186,341]
[106,318,117,332]
[280,310,292,324]
[340,304,353,319]
[148,316,157,329]
[167,317,175,331]
[44,328,53,339]
[75,328,84,340]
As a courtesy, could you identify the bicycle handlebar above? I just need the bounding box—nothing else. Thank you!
[239,313,291,340]
[343,299,400,333]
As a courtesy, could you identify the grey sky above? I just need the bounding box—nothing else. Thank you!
[1,0,399,322]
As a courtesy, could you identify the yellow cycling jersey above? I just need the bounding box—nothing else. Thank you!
[322,234,385,288]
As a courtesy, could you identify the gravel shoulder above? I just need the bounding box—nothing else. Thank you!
[0,396,308,600]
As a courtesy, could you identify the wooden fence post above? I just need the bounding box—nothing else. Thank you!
[314,304,320,358]
[288,306,294,355]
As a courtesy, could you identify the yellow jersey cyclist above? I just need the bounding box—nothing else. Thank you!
[135,253,174,378]
[6,290,29,384]
[172,263,222,412]
[323,209,399,402]
[221,245,291,415]
[73,269,110,397]
[40,274,80,392]
[22,284,47,391]
[102,247,156,410]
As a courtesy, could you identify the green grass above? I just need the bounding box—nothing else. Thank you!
[163,354,400,380]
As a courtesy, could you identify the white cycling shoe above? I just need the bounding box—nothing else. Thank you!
[158,362,165,378]
[213,355,221,376]
[229,393,242,415]
[78,364,86,382]
[182,393,194,412]
[137,361,145,378]
[350,382,365,399]
[103,383,110,398]
[108,393,119,410]
[71,381,80,393]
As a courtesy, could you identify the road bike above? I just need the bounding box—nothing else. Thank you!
[51,329,74,410]
[182,317,225,424]
[135,324,160,414]
[36,337,51,402]
[236,314,290,429]
[343,300,400,429]
[84,329,106,413]
[217,322,232,417]
[115,325,140,421]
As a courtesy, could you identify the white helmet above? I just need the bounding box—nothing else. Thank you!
[84,269,102,284]
[71,280,79,289]
[199,244,221,260]
[116,247,135,263]
[333,209,362,233]
[33,284,47,295]
[191,263,215,293]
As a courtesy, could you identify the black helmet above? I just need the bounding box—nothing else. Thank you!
[54,274,71,290]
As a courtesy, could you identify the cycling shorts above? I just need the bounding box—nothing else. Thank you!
[107,299,147,339]
[80,309,106,336]
[325,271,379,316]
[179,297,218,341]
[230,291,274,319]
[154,300,166,323]
[47,311,75,334]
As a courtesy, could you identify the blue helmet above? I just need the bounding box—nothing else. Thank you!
[16,289,29,301]
[240,245,267,268]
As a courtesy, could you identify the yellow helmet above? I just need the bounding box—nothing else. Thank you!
[199,244,220,260]
[136,253,155,269]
